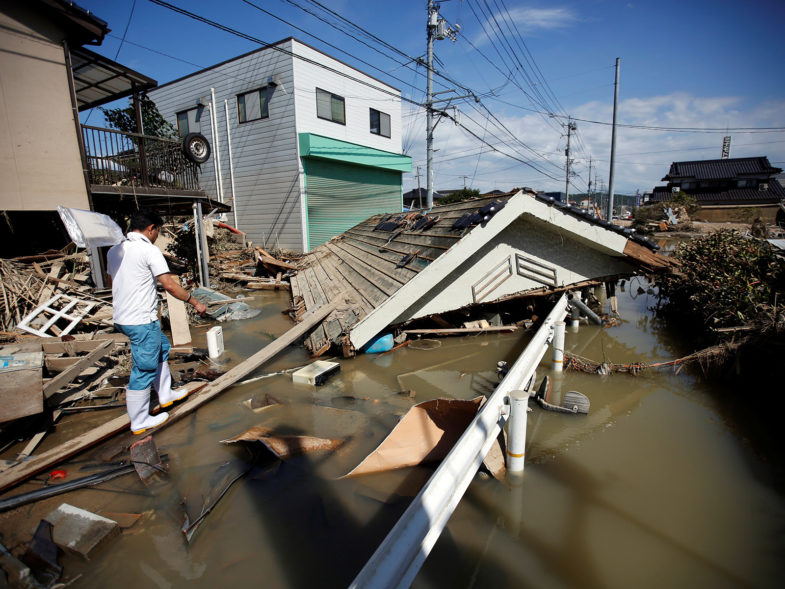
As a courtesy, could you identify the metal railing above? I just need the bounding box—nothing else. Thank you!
[350,294,569,589]
[81,125,201,191]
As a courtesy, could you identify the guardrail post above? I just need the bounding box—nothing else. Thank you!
[552,320,565,372]
[507,389,530,476]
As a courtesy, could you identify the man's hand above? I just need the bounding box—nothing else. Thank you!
[157,273,207,314]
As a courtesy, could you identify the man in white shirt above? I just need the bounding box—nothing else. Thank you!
[107,209,207,434]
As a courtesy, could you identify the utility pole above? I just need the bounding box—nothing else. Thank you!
[416,166,423,209]
[425,1,459,209]
[460,175,470,189]
[607,57,620,221]
[587,157,593,207]
[426,0,435,209]
[564,117,576,204]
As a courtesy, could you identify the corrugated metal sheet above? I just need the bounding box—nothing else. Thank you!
[304,159,402,250]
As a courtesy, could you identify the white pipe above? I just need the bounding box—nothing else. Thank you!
[506,389,530,476]
[350,294,569,589]
[223,99,239,232]
[552,320,566,372]
[210,88,224,204]
[570,291,581,331]
[192,203,205,287]
[569,292,603,325]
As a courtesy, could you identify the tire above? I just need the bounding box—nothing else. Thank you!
[183,133,211,164]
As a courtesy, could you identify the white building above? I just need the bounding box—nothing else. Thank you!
[150,37,412,252]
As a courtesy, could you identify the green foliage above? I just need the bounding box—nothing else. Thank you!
[439,188,481,204]
[166,224,203,279]
[101,94,177,139]
[657,230,784,330]
[668,190,699,214]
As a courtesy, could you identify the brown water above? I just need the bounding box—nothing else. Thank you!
[60,284,784,588]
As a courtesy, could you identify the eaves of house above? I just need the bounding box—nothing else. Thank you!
[290,189,671,355]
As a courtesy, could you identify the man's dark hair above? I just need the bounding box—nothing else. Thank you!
[129,209,164,232]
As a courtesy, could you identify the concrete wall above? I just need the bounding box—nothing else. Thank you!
[408,216,634,319]
[692,205,779,224]
[0,5,89,212]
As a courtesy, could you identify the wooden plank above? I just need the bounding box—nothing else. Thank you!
[42,338,126,355]
[0,302,338,494]
[328,242,404,296]
[296,270,316,312]
[334,240,416,284]
[402,326,519,336]
[16,410,63,460]
[42,340,113,399]
[318,254,374,316]
[165,290,192,347]
[324,245,390,308]
[303,267,328,309]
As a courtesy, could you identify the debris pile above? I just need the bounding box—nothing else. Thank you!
[0,251,111,337]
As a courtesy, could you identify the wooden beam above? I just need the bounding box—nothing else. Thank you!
[402,326,519,337]
[0,302,337,494]
[42,340,113,399]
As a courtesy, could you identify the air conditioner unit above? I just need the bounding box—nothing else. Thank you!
[671,186,680,193]
[759,183,768,191]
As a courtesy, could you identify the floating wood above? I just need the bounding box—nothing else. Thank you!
[0,302,338,494]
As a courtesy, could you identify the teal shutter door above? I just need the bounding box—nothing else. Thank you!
[304,158,402,249]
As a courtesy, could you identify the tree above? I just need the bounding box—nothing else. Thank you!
[101,93,177,138]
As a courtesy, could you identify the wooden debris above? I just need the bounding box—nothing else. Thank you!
[0,303,337,494]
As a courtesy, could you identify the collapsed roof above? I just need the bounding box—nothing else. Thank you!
[290,189,672,355]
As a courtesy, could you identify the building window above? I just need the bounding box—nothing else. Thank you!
[316,88,345,125]
[370,108,391,137]
[737,179,755,188]
[237,86,271,123]
[176,107,202,137]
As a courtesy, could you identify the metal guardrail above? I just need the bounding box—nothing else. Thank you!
[350,293,569,589]
[81,125,200,191]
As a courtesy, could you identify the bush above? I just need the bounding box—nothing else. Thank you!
[657,230,784,330]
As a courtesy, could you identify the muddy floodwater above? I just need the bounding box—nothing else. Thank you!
[32,282,784,588]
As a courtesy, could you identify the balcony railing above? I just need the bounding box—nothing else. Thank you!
[82,125,201,191]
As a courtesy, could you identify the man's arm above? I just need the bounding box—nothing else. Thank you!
[157,273,207,314]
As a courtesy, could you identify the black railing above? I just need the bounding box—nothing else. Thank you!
[82,125,201,191]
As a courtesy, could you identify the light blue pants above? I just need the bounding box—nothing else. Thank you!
[115,321,171,390]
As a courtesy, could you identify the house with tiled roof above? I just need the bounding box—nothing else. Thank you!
[649,157,785,224]
[290,189,673,356]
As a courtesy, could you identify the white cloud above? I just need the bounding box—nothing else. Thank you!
[403,93,785,196]
[470,5,577,45]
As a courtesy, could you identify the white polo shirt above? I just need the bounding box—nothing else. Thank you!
[107,232,170,325]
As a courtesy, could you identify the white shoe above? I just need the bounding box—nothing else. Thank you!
[126,388,169,434]
[154,362,190,408]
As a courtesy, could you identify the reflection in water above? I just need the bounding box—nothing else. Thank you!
[64,288,784,589]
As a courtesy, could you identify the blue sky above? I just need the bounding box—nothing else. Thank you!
[77,0,785,195]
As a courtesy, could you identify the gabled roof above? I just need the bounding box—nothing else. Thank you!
[33,0,109,46]
[290,189,668,355]
[663,157,782,181]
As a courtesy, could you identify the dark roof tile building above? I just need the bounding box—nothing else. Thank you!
[650,156,784,223]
